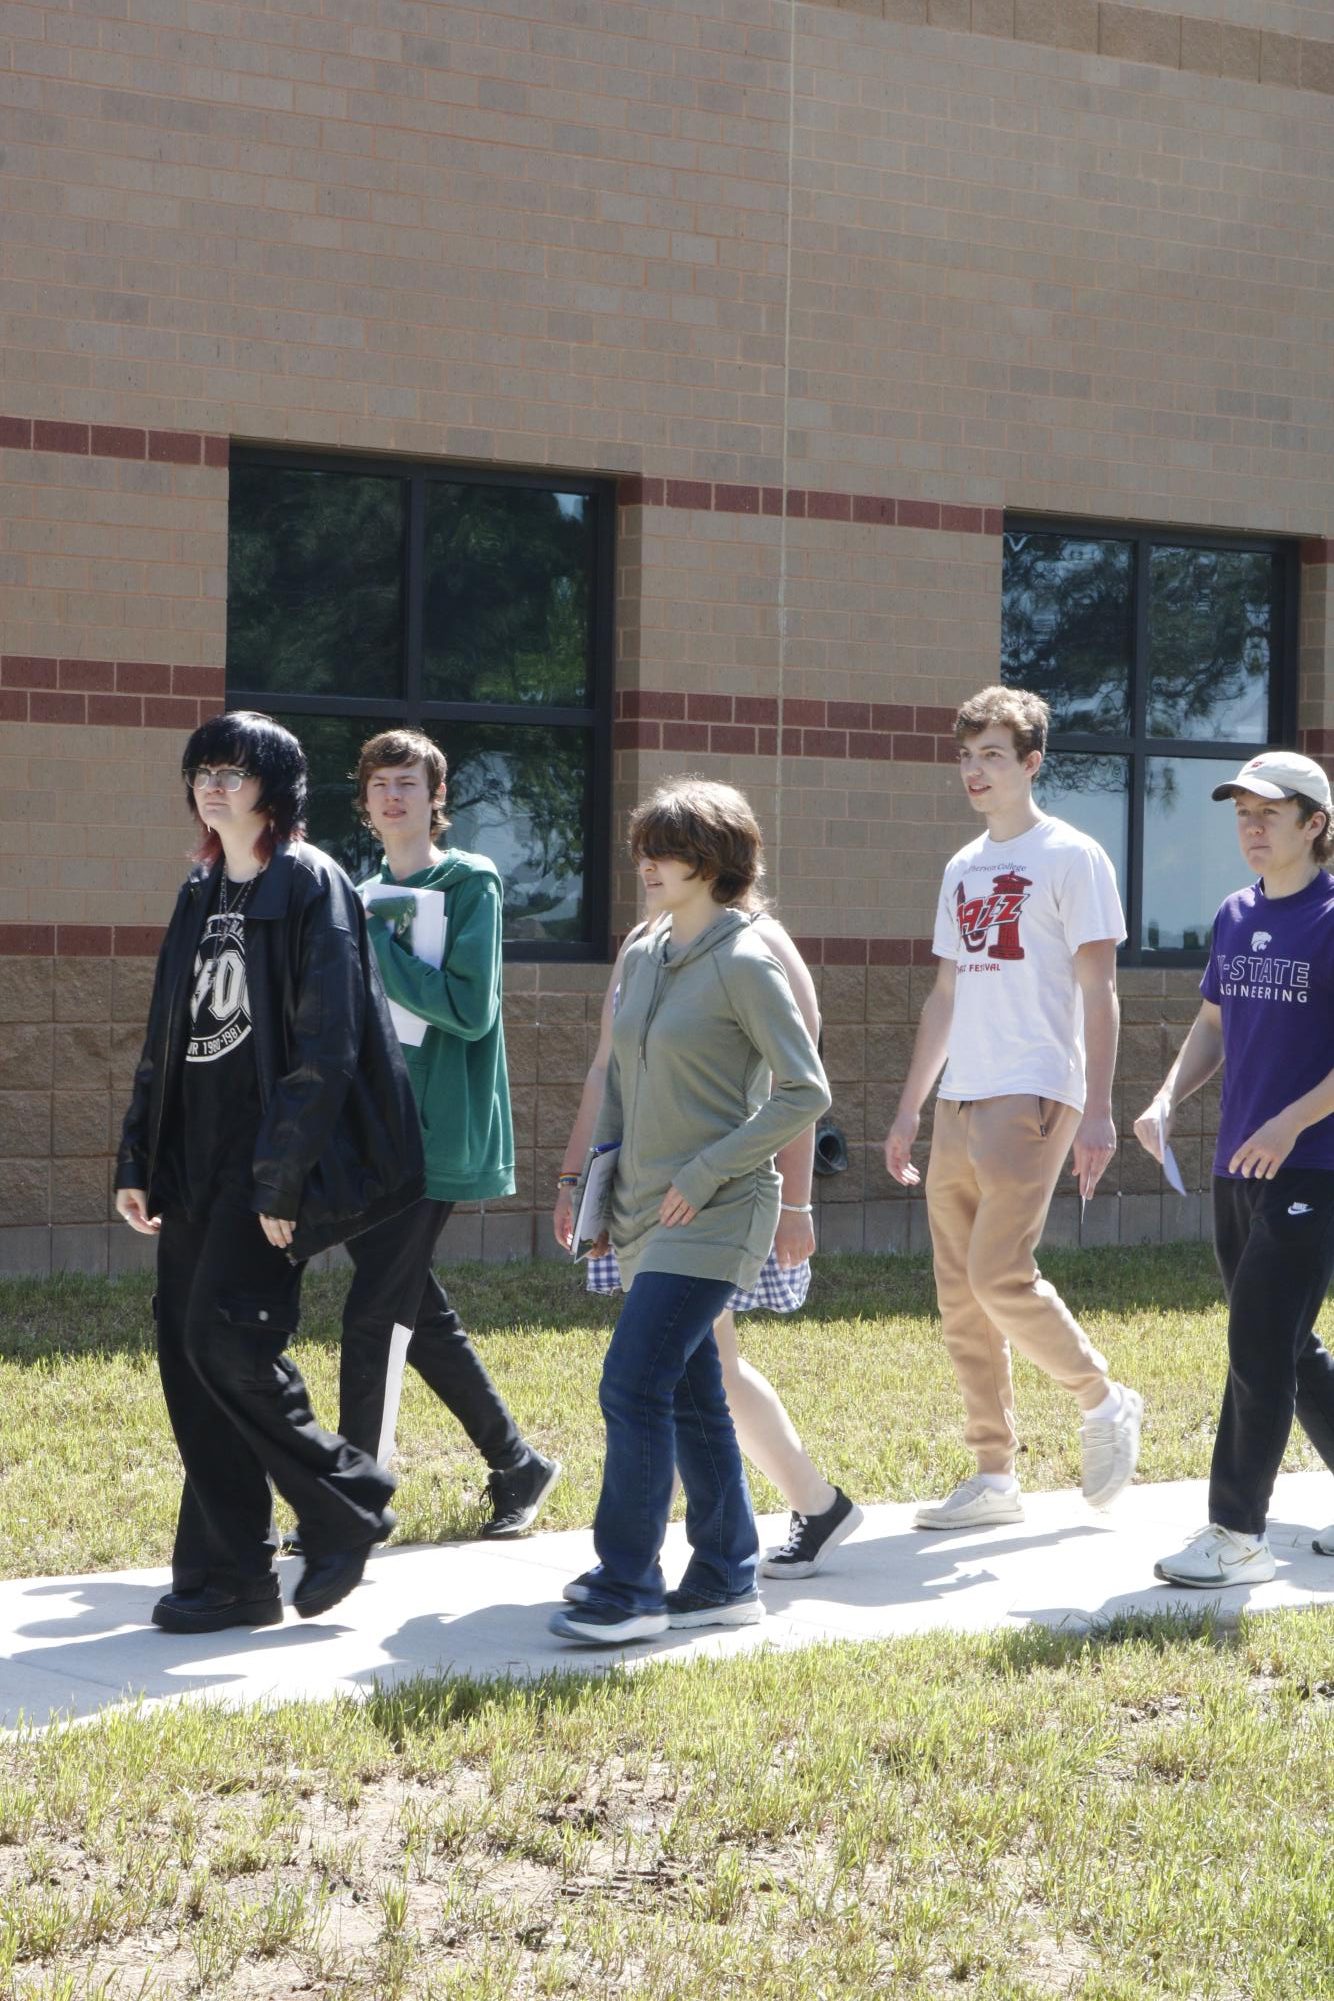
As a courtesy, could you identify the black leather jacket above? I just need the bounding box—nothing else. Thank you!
[116,840,425,1260]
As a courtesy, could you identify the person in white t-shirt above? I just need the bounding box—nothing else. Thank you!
[884,685,1143,1529]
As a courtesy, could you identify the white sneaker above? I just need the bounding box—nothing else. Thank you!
[1313,1524,1334,1556]
[913,1476,1024,1531]
[1080,1386,1143,1510]
[1154,1523,1276,1588]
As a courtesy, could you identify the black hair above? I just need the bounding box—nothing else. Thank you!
[181,710,307,865]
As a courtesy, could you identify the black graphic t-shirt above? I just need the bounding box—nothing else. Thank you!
[180,869,262,1215]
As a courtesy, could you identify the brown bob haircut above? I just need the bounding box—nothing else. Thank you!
[628,778,767,909]
[355,728,450,837]
[955,684,1049,761]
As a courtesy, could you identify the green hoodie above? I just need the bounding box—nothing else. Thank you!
[591,907,830,1291]
[361,850,515,1204]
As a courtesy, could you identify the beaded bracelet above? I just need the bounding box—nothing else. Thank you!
[555,1174,580,1189]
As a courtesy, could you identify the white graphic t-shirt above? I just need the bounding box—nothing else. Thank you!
[932,816,1126,1112]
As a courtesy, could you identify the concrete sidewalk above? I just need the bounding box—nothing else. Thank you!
[4,1470,1333,1731]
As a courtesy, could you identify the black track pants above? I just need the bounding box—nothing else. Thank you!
[1209,1170,1334,1535]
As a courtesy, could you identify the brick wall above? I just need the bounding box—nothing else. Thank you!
[2,0,1333,1272]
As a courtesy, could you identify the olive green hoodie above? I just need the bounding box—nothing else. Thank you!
[592,908,830,1290]
[361,850,515,1204]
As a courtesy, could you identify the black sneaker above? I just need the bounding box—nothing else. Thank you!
[548,1602,668,1645]
[759,1488,863,1579]
[664,1588,763,1630]
[480,1450,562,1538]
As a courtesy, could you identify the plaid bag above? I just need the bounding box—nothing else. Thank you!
[585,1246,810,1315]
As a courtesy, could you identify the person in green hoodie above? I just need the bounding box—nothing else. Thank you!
[335,728,560,1538]
[549,779,831,1647]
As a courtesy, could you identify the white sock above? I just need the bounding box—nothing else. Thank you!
[1086,1384,1124,1425]
[976,1472,1019,1493]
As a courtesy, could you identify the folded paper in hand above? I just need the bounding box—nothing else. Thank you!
[572,1142,620,1260]
[1154,1103,1187,1197]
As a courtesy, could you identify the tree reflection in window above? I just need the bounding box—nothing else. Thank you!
[227,467,405,698]
[1001,531,1132,733]
[1148,547,1272,741]
[424,486,591,707]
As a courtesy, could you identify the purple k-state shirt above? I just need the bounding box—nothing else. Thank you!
[1200,871,1334,1178]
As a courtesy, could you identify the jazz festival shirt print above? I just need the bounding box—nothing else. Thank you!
[933,816,1126,1114]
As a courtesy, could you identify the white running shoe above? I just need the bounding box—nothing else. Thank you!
[1312,1524,1334,1556]
[913,1476,1024,1531]
[1153,1523,1276,1588]
[1080,1386,1143,1510]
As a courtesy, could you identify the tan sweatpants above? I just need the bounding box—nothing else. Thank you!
[925,1094,1111,1477]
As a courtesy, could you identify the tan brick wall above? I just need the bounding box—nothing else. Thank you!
[2,0,1333,1270]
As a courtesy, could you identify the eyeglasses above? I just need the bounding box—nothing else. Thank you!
[189,766,250,793]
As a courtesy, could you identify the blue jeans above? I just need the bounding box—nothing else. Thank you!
[591,1270,758,1614]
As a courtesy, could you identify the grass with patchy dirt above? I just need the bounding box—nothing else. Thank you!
[0,1612,1331,1998]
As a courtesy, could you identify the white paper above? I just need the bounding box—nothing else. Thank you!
[1155,1104,1187,1197]
[361,881,447,1047]
[573,1142,621,1260]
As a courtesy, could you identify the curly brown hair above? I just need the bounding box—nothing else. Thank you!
[954,684,1049,760]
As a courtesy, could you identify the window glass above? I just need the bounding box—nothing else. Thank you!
[1147,546,1273,741]
[1001,531,1133,733]
[1141,757,1255,954]
[227,467,405,698]
[443,725,591,944]
[1033,752,1130,903]
[270,710,398,882]
[423,484,593,706]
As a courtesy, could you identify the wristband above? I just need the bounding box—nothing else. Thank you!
[780,1202,813,1213]
[555,1174,579,1188]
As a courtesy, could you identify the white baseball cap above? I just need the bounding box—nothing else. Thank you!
[1211,750,1332,811]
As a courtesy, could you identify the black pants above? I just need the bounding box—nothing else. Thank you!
[156,1199,397,1594]
[1209,1170,1334,1535]
[339,1197,526,1472]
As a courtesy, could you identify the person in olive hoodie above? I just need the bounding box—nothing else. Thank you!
[334,728,560,1538]
[549,780,831,1647]
[115,712,419,1635]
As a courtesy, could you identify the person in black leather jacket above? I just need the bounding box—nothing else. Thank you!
[115,711,424,1635]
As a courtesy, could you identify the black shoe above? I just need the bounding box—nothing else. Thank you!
[294,1510,396,1620]
[663,1588,763,1630]
[480,1450,562,1538]
[152,1582,283,1635]
[758,1488,864,1580]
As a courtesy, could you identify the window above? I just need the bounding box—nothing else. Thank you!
[226,452,614,959]
[1002,519,1298,962]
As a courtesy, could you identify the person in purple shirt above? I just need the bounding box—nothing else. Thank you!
[1135,750,1334,1585]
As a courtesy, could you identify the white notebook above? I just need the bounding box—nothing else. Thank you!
[361,880,447,1048]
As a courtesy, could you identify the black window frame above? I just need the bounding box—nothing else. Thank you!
[227,446,616,964]
[1004,513,1300,968]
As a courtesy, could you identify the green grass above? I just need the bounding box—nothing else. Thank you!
[0,1244,1328,1580]
[0,1615,1331,1997]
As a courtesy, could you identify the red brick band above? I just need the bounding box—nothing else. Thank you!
[614,690,957,762]
[1301,539,1334,565]
[4,923,934,965]
[0,924,164,958]
[0,416,228,468]
[1,657,225,730]
[618,475,1001,536]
